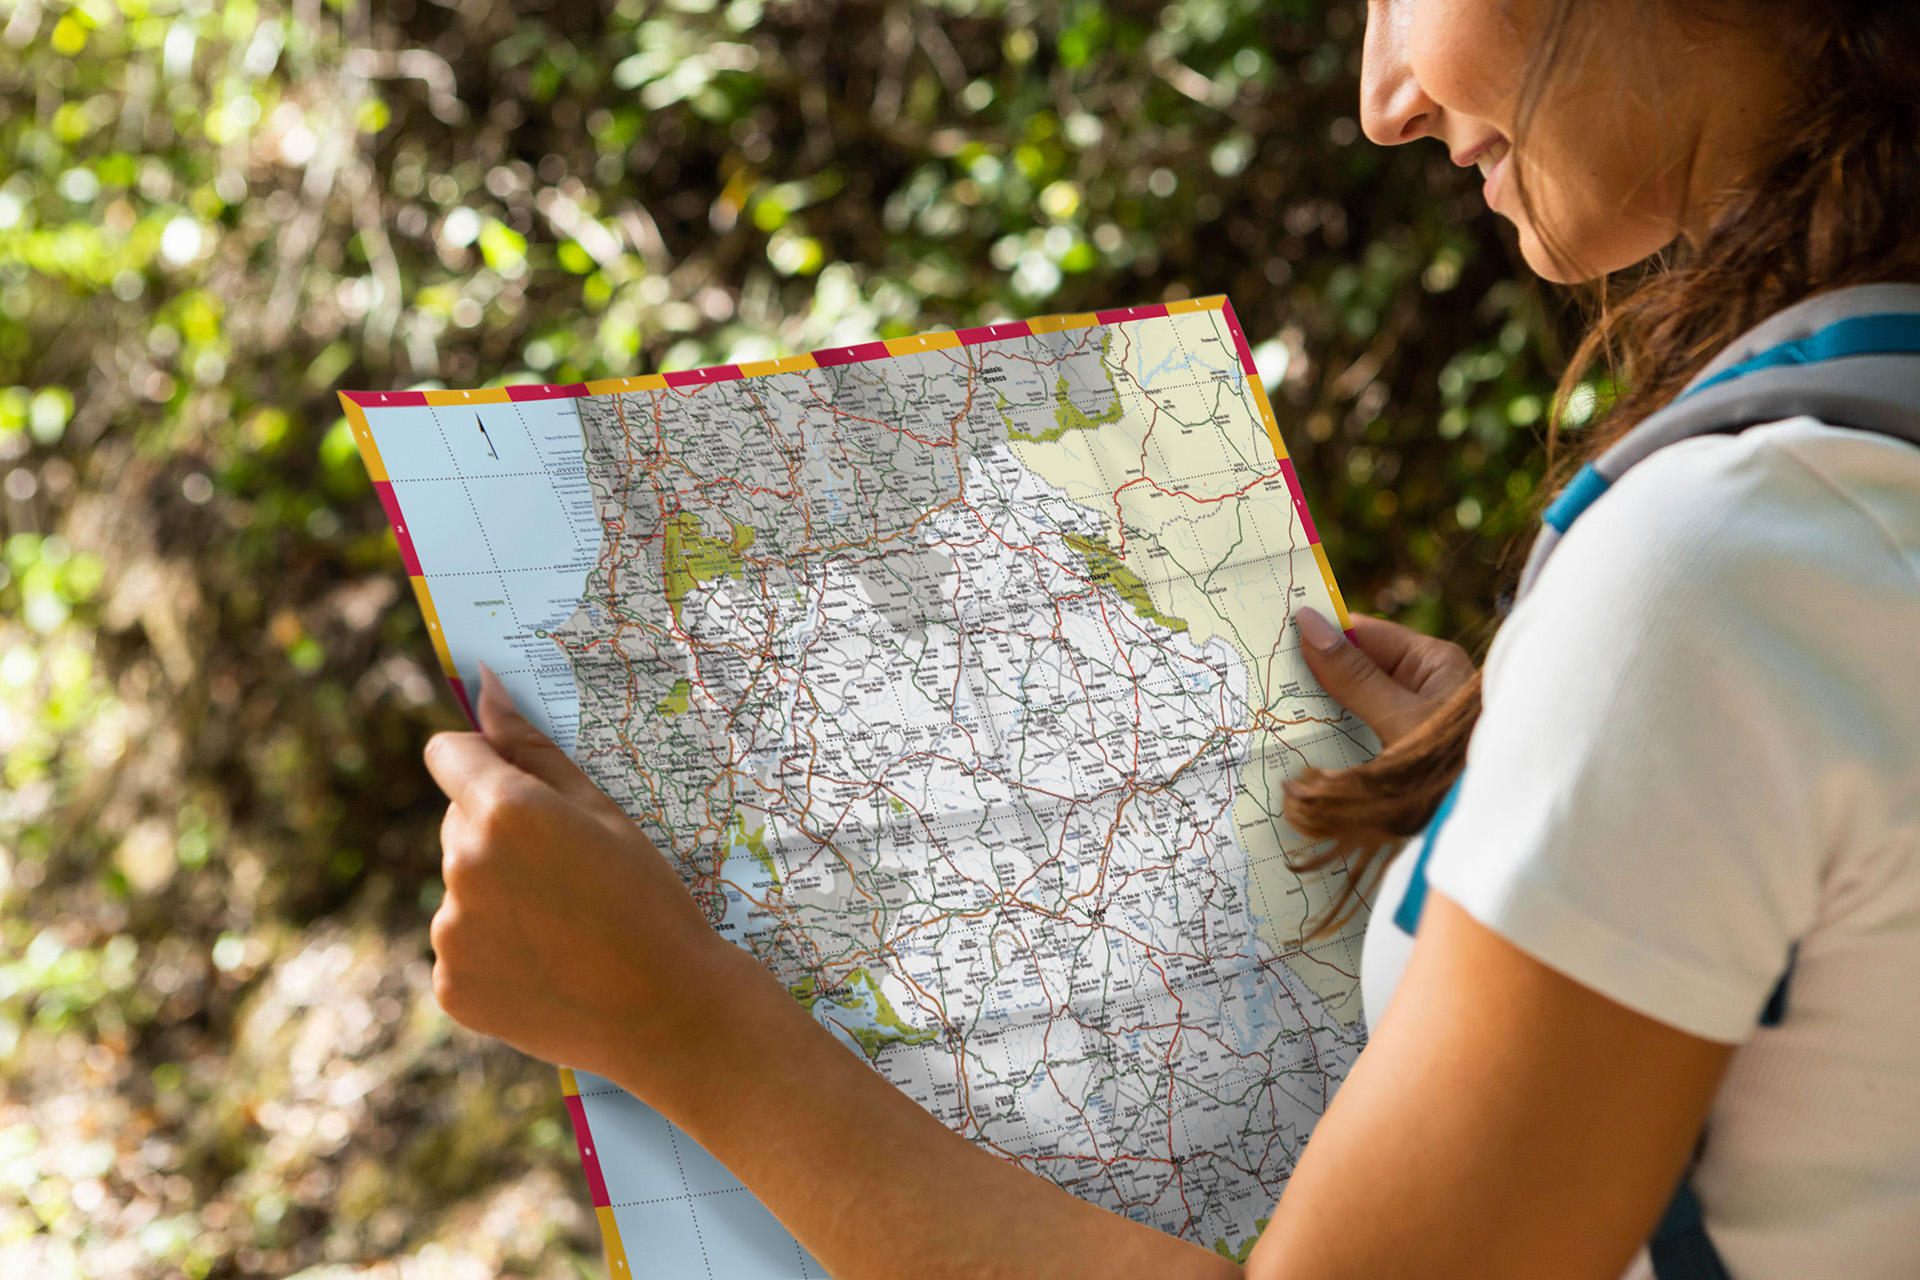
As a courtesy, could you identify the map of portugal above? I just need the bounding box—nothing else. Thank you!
[547,303,1374,1258]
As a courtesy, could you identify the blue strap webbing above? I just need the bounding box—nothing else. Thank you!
[1391,775,1463,936]
[1541,462,1612,533]
[1648,1181,1736,1280]
[1686,312,1920,397]
[1759,943,1799,1028]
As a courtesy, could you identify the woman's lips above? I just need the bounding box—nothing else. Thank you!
[1475,137,1511,207]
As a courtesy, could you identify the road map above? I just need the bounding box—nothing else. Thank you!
[341,296,1375,1275]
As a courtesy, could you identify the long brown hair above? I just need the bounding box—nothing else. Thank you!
[1285,0,1920,931]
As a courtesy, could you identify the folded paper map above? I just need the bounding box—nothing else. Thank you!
[340,296,1374,1276]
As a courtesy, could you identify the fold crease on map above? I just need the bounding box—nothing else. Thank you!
[340,295,1377,1276]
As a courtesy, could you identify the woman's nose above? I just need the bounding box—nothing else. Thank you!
[1360,1,1442,146]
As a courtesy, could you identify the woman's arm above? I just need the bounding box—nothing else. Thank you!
[611,935,1236,1280]
[425,667,1235,1280]
[1247,894,1734,1279]
[426,663,1731,1280]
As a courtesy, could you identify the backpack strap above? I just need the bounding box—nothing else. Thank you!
[1648,1181,1736,1280]
[1389,775,1463,936]
[1518,284,1920,597]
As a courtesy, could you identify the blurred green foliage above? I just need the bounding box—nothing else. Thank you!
[0,0,1560,1275]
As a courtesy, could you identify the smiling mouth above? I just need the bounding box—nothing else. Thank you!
[1472,137,1511,177]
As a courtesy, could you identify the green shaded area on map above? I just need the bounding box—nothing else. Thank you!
[553,307,1374,1252]
[662,510,755,625]
[1005,339,1124,443]
[1065,533,1188,633]
[731,812,778,886]
[656,677,692,716]
[789,969,937,1059]
[1213,1218,1270,1262]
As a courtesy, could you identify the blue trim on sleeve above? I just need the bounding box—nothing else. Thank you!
[1392,774,1465,936]
[1542,463,1612,534]
[1685,312,1920,398]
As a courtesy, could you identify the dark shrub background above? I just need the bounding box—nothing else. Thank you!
[0,1,1563,1274]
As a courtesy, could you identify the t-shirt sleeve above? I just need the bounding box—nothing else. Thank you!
[1427,430,1873,1043]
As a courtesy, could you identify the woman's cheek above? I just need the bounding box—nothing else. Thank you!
[1520,133,1686,282]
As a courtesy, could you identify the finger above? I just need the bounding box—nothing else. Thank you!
[429,896,459,959]
[1350,613,1477,693]
[423,729,521,807]
[1347,613,1430,671]
[1295,607,1429,742]
[474,662,605,804]
[429,918,481,1029]
[438,802,481,883]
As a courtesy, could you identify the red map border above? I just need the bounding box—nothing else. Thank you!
[336,294,1353,1275]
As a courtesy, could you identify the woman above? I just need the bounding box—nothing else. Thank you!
[420,1,1920,1276]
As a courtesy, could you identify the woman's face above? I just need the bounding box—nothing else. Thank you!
[1359,0,1786,283]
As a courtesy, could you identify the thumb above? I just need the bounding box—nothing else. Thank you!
[1294,607,1428,745]
[422,730,517,808]
[474,662,606,804]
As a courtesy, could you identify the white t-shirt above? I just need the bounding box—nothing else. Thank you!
[1360,417,1920,1279]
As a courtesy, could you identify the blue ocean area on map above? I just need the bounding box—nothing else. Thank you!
[366,396,598,749]
[569,1070,828,1278]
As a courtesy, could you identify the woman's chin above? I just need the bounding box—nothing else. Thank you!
[1513,220,1608,286]
[1508,205,1680,285]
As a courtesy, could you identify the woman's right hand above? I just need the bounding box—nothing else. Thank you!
[1294,607,1476,749]
[424,673,1243,1280]
[421,664,760,1087]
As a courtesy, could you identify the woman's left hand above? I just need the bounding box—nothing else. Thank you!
[1295,607,1477,748]
[421,664,753,1085]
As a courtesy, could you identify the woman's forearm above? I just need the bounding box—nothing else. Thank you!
[423,677,1239,1278]
[614,941,1243,1280]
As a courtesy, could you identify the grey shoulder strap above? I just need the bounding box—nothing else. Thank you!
[1518,284,1920,597]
